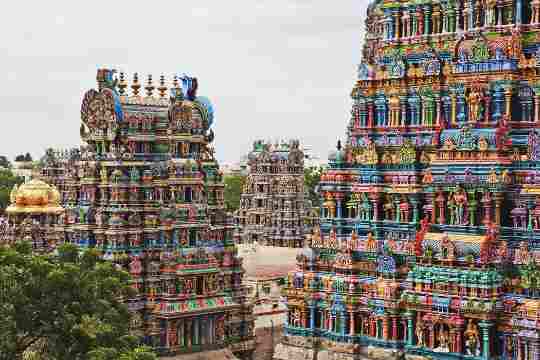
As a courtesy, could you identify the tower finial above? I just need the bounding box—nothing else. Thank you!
[145,74,155,97]
[158,75,167,98]
[131,72,140,96]
[118,72,127,95]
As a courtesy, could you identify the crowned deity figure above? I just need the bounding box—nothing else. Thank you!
[416,318,425,347]
[468,88,484,124]
[454,186,468,225]
[464,320,480,356]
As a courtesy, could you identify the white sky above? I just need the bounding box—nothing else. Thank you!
[0,0,368,163]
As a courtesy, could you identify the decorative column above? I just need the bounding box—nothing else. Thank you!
[429,324,436,349]
[454,324,463,354]
[494,193,503,226]
[406,312,415,346]
[535,94,540,124]
[370,317,376,337]
[336,194,343,219]
[368,100,374,128]
[310,307,316,331]
[350,312,355,336]
[437,191,446,225]
[451,93,457,126]
[411,197,419,223]
[340,311,347,336]
[394,196,401,223]
[423,5,431,35]
[516,0,523,25]
[479,321,493,359]
[392,317,398,341]
[383,316,390,340]
[435,95,442,127]
[504,88,513,118]
[394,10,401,39]
[400,95,408,127]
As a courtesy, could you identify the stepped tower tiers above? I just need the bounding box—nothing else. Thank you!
[234,140,308,248]
[276,2,540,360]
[58,69,255,359]
[1,179,64,252]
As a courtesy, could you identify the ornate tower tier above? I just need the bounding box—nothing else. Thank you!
[235,140,307,248]
[277,1,540,360]
[59,69,255,359]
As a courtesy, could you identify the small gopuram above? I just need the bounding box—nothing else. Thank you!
[3,179,64,252]
[234,140,307,248]
[59,69,255,359]
[277,1,540,360]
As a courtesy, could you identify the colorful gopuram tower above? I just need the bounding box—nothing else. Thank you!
[277,1,540,360]
[234,140,307,248]
[58,69,255,359]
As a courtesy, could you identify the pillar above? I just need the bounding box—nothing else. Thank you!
[340,311,346,336]
[310,307,316,331]
[406,312,414,346]
[451,93,457,126]
[392,317,398,341]
[350,312,355,336]
[505,88,513,118]
[495,194,503,226]
[383,316,389,340]
[479,321,492,359]
[516,0,523,24]
[535,95,540,124]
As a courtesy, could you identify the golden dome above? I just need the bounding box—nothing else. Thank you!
[6,179,64,214]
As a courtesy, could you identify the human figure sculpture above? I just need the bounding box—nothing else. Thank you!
[464,320,480,356]
[416,318,425,347]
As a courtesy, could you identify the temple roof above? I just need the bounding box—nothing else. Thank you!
[6,179,64,214]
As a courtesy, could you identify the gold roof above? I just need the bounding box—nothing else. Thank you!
[6,179,64,214]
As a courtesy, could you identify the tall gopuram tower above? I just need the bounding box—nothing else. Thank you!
[58,69,255,359]
[234,140,306,248]
[276,2,540,360]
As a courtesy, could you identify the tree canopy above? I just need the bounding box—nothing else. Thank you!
[0,242,157,360]
[0,156,10,169]
[224,174,246,212]
[0,169,24,211]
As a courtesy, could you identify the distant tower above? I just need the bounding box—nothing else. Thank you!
[235,139,307,247]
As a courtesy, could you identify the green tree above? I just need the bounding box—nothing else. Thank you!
[0,169,24,211]
[0,243,155,360]
[224,174,246,212]
[304,166,324,207]
[0,156,10,169]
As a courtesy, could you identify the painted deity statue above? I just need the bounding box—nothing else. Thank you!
[464,321,480,356]
[453,187,468,225]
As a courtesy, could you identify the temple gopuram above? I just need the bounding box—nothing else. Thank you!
[276,1,540,360]
[58,69,255,359]
[234,140,307,248]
